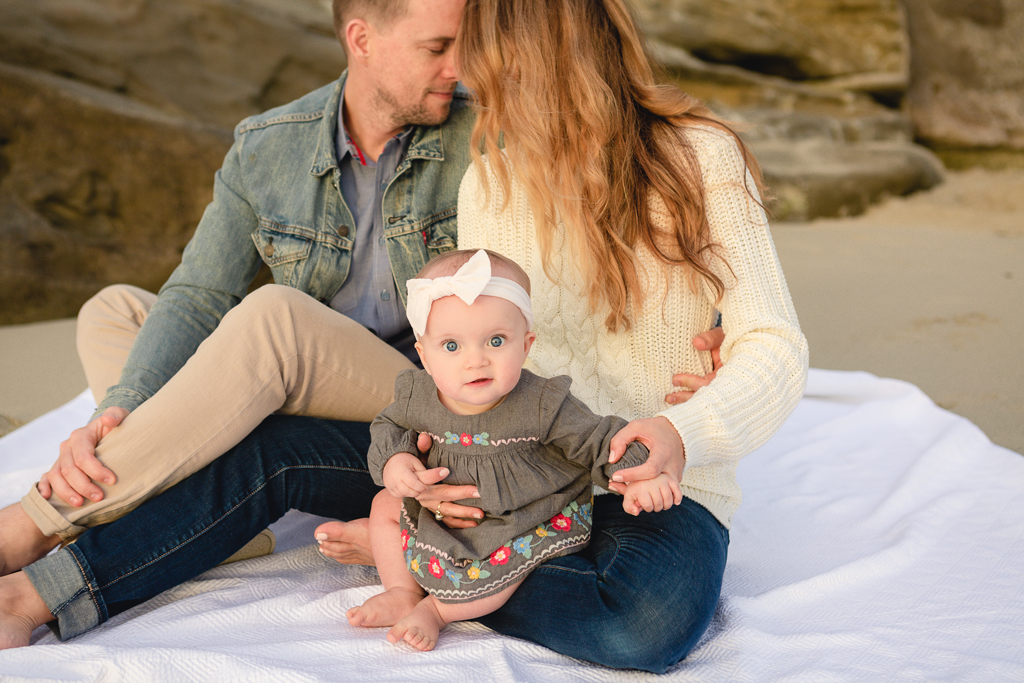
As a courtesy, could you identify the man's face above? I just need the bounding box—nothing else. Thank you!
[366,0,466,129]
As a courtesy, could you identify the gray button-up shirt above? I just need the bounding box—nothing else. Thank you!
[329,86,418,363]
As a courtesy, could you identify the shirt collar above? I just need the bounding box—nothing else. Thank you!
[336,81,412,168]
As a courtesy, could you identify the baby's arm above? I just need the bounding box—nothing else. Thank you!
[619,474,683,516]
[381,452,450,499]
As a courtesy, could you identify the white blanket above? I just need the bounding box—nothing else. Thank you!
[1,369,1022,682]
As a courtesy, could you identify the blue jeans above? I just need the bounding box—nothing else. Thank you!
[24,415,728,673]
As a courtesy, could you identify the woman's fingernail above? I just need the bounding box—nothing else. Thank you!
[90,493,102,501]
[612,474,623,482]
[472,491,481,498]
[315,533,328,541]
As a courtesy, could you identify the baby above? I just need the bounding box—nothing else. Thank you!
[348,249,682,650]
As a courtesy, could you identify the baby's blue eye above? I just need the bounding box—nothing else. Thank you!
[489,336,505,347]
[444,341,459,352]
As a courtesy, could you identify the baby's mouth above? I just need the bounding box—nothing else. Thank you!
[467,377,492,387]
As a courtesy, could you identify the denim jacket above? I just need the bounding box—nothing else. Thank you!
[97,73,475,415]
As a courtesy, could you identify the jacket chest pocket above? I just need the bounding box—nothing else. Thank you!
[252,222,314,288]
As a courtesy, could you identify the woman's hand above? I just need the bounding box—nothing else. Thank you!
[413,431,483,529]
[666,327,724,405]
[606,416,685,495]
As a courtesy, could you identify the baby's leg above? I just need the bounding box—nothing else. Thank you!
[389,580,523,652]
[346,491,424,628]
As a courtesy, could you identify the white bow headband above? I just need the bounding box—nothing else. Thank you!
[406,250,533,338]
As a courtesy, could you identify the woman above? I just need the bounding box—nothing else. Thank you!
[0,0,806,670]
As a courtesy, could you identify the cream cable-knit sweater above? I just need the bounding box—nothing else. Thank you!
[456,125,809,529]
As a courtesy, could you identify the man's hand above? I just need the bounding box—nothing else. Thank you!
[413,431,483,529]
[38,407,128,507]
[606,416,685,492]
[666,326,724,405]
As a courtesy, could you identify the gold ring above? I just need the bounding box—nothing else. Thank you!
[434,503,444,521]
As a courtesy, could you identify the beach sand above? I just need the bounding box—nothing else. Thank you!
[1,167,1022,453]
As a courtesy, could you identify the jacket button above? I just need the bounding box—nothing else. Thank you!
[338,225,349,237]
[264,240,275,258]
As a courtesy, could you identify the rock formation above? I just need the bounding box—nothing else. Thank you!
[0,64,232,324]
[2,0,1014,322]
[902,0,1024,149]
[0,0,344,129]
[635,0,908,96]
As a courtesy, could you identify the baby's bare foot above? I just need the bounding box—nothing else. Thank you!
[0,573,52,650]
[315,519,374,566]
[387,597,446,652]
[346,587,423,628]
[0,504,60,577]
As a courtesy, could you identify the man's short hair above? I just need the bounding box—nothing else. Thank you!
[332,0,409,39]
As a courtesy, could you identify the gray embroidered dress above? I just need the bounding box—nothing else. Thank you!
[367,368,649,603]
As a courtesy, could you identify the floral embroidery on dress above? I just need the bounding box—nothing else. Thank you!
[407,498,595,594]
[511,500,593,560]
[433,430,534,447]
[489,546,512,565]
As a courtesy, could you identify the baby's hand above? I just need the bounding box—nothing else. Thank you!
[620,473,683,516]
[382,452,450,498]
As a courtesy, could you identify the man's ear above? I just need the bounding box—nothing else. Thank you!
[415,341,431,375]
[344,18,372,63]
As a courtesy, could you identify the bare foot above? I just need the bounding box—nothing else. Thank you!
[0,572,53,650]
[387,597,447,652]
[0,504,61,576]
[315,519,375,566]
[346,587,423,628]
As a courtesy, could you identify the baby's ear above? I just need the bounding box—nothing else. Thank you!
[415,341,431,375]
[523,330,537,355]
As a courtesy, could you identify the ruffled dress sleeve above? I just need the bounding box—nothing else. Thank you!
[367,369,421,486]
[539,375,650,490]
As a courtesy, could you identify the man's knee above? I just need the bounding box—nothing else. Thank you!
[230,285,316,324]
[78,284,154,331]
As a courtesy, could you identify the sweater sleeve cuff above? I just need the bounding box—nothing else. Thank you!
[656,398,717,472]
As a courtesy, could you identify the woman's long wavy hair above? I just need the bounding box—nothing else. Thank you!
[456,0,765,332]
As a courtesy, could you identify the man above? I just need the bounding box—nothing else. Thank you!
[0,0,721,668]
[0,0,474,572]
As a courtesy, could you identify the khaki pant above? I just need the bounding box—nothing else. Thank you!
[21,284,414,538]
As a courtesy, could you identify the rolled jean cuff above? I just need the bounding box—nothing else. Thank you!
[20,485,87,540]
[22,546,105,641]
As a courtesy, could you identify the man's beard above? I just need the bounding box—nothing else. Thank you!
[374,86,451,128]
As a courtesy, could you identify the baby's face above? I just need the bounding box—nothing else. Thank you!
[415,294,535,415]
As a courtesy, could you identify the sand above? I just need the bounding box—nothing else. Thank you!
[1,167,1022,453]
